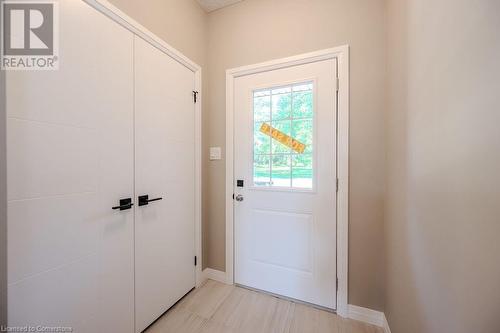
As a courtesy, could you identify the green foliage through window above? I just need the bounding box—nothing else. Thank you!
[253,82,314,189]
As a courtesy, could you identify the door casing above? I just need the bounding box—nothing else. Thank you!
[225,46,350,316]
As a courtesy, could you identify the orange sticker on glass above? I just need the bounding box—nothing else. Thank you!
[260,122,306,154]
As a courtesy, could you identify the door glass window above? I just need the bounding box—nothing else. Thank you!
[253,82,313,189]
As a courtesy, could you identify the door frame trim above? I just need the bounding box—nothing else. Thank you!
[225,46,350,316]
[83,0,204,288]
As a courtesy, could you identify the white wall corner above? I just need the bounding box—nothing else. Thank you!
[348,304,391,332]
[202,268,229,285]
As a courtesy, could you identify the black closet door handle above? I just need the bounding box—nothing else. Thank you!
[138,195,163,206]
[112,198,134,211]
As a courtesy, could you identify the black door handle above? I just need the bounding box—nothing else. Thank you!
[138,195,163,206]
[112,198,134,211]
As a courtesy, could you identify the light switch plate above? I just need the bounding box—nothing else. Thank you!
[209,147,222,160]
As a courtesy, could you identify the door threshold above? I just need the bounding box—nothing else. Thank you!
[235,283,336,314]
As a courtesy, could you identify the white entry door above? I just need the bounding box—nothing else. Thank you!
[234,59,338,309]
[134,36,197,332]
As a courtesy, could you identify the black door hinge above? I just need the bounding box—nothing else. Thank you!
[193,91,199,103]
[336,277,339,291]
[194,256,197,266]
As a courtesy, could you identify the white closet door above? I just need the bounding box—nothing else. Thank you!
[6,1,134,332]
[134,37,196,332]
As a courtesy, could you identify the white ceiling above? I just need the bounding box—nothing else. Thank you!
[196,0,245,12]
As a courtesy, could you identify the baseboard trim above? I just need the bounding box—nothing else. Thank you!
[348,305,391,333]
[202,268,228,284]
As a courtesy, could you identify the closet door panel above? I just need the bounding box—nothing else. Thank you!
[134,36,196,333]
[6,1,135,332]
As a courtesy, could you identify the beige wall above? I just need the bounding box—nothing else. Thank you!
[107,0,207,67]
[385,0,500,332]
[206,0,387,310]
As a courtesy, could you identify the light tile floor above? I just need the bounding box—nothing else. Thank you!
[145,280,383,333]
